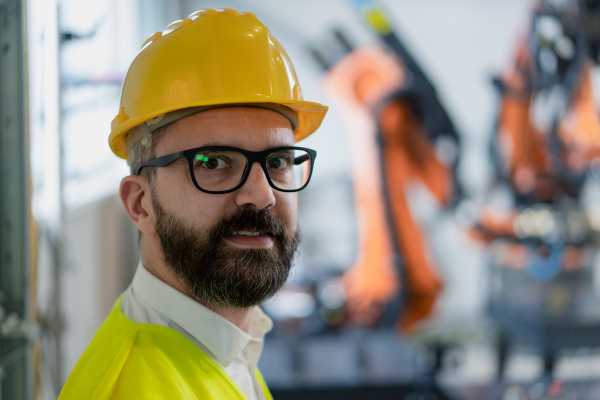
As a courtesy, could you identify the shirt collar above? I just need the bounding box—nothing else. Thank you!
[130,262,273,366]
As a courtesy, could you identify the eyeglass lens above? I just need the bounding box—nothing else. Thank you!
[192,148,312,192]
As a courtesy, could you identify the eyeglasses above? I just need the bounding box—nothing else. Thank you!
[135,146,317,194]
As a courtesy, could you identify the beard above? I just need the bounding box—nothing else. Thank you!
[152,194,299,309]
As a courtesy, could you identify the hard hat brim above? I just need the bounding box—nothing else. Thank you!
[109,100,328,160]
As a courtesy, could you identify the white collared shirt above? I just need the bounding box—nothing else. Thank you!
[120,262,273,400]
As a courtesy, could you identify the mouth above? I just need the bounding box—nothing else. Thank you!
[223,230,275,248]
[226,231,271,237]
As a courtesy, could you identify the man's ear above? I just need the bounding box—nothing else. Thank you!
[120,175,157,234]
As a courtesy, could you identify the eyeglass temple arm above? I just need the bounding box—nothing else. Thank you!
[135,151,184,175]
[294,154,311,165]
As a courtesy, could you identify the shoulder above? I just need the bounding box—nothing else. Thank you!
[59,297,248,400]
[58,299,142,399]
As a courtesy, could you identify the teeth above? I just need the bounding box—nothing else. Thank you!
[231,231,264,236]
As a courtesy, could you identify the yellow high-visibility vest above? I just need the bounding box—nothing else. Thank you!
[58,295,273,400]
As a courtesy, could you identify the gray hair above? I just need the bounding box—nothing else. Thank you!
[127,124,170,183]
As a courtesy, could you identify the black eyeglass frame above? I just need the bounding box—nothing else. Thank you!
[135,146,317,194]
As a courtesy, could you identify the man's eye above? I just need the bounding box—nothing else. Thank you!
[197,155,228,170]
[267,157,289,169]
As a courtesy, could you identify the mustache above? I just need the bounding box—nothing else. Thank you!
[211,207,287,239]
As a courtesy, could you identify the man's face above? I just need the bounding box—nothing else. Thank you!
[149,107,300,308]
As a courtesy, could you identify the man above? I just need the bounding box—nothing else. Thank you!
[58,8,327,400]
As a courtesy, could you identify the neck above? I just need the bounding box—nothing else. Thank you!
[140,235,254,333]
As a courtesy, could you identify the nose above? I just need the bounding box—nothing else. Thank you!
[234,162,276,209]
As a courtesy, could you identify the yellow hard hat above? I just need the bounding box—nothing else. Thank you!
[109,8,329,159]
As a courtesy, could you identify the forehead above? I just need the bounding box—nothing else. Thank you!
[155,107,295,155]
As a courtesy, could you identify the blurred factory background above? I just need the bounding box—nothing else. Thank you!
[2,0,600,399]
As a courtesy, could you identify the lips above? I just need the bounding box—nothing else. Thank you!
[227,231,270,237]
[223,229,275,249]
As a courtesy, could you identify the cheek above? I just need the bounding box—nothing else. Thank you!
[276,192,298,230]
[155,169,231,224]
[154,163,195,201]
[183,194,233,228]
